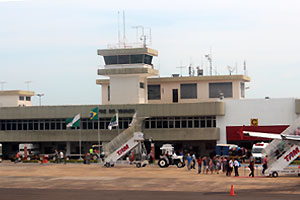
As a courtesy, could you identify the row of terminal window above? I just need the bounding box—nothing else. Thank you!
[104,54,153,65]
[108,82,240,101]
[19,96,31,101]
[0,116,216,131]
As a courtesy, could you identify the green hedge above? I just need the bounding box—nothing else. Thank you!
[22,160,40,163]
[291,160,300,165]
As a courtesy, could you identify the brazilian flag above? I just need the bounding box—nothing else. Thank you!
[90,107,98,120]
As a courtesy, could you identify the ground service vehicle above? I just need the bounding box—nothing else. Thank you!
[19,143,40,159]
[252,142,269,163]
[244,117,300,177]
[158,144,185,168]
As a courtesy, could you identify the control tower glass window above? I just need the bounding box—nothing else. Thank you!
[118,55,130,64]
[180,83,197,99]
[144,55,153,65]
[209,82,233,98]
[104,56,117,65]
[130,54,144,64]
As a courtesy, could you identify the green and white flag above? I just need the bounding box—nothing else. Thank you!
[66,114,80,128]
[108,113,118,130]
[90,107,98,120]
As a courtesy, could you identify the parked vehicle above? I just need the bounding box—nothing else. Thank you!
[19,143,40,159]
[158,144,185,168]
[252,142,269,163]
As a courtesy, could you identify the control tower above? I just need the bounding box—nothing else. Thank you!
[97,47,158,104]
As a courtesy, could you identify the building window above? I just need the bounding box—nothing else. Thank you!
[19,96,24,101]
[144,116,216,129]
[108,86,110,101]
[118,55,130,64]
[26,96,31,101]
[140,82,144,89]
[209,82,233,98]
[144,55,153,65]
[240,82,245,98]
[180,83,197,99]
[148,85,161,100]
[104,56,117,65]
[130,54,144,64]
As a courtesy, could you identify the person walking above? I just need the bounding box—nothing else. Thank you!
[249,154,255,177]
[262,155,268,175]
[197,156,203,174]
[228,158,234,176]
[59,151,64,163]
[186,153,192,171]
[191,154,196,169]
[85,152,90,165]
[234,158,240,177]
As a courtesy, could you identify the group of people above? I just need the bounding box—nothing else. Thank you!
[185,153,266,177]
[53,149,66,164]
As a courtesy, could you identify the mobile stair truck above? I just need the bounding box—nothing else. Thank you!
[103,116,148,168]
[263,118,300,177]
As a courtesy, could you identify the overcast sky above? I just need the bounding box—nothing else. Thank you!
[0,0,299,105]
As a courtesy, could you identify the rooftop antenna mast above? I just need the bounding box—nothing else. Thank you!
[24,80,32,91]
[117,11,121,47]
[122,10,126,47]
[243,60,247,75]
[205,47,213,76]
[177,62,186,77]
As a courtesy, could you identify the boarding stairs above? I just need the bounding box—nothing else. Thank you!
[263,119,300,177]
[103,117,146,167]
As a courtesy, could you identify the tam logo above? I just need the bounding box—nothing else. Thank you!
[117,144,129,156]
[284,147,300,162]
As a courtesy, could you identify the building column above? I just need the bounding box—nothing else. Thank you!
[66,142,71,156]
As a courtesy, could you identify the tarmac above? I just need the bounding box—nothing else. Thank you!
[0,162,299,200]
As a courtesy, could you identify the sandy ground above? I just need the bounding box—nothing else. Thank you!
[0,162,299,195]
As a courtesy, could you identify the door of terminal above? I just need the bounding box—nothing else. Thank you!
[172,89,178,103]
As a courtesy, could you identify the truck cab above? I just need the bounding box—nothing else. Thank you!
[252,142,269,163]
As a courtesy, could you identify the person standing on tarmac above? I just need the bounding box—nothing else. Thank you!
[197,156,203,174]
[186,154,192,171]
[233,158,239,177]
[249,154,255,177]
[262,155,268,175]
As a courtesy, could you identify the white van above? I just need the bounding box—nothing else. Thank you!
[252,142,269,163]
[19,144,40,157]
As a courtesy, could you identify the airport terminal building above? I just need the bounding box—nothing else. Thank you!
[0,47,300,158]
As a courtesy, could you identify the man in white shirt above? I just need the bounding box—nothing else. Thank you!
[233,158,240,177]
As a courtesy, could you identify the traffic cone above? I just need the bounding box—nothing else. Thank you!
[230,184,235,196]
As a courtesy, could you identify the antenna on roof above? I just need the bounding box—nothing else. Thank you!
[177,62,186,77]
[117,11,121,46]
[24,80,32,91]
[123,10,126,44]
[243,60,247,75]
[227,66,235,75]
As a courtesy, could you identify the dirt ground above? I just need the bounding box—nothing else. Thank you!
[0,162,299,199]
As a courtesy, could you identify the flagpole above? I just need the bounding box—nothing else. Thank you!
[79,127,82,159]
[97,106,101,163]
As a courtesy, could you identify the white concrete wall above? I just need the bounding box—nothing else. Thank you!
[0,95,18,107]
[110,76,142,104]
[217,98,298,144]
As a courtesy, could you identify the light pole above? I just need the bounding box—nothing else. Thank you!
[24,80,32,91]
[36,93,44,106]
